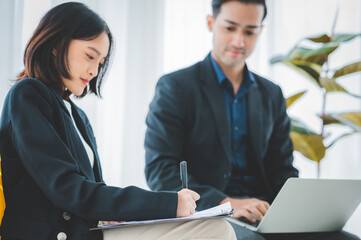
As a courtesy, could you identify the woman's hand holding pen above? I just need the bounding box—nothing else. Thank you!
[176,189,200,217]
[177,161,199,217]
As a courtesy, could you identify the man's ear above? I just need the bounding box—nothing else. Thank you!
[207,15,214,32]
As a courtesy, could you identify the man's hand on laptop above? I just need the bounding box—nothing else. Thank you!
[221,197,270,222]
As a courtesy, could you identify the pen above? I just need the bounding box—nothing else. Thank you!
[180,161,188,189]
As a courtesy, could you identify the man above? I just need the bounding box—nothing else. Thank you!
[144,0,359,239]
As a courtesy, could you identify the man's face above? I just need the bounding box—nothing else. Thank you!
[208,1,264,68]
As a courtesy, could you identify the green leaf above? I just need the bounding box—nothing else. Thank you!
[307,34,331,43]
[290,118,317,135]
[322,114,340,125]
[269,55,291,65]
[303,33,360,44]
[319,77,348,93]
[333,112,361,131]
[290,119,326,162]
[283,60,322,86]
[290,43,339,65]
[333,61,361,79]
[332,33,361,43]
[290,132,326,163]
[319,77,361,97]
[286,91,307,109]
[322,112,361,131]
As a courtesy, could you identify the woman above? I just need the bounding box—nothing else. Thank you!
[0,2,235,240]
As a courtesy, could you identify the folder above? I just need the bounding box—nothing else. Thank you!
[91,202,233,231]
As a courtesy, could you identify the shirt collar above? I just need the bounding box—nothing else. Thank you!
[210,55,227,85]
[210,54,255,87]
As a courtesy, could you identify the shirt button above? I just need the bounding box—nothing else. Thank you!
[57,232,67,240]
[224,173,227,179]
[63,211,71,221]
[234,126,239,131]
[234,99,237,103]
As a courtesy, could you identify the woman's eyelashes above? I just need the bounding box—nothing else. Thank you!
[86,53,94,60]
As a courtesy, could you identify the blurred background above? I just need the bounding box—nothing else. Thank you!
[0,0,360,236]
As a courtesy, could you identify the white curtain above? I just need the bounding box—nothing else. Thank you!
[0,0,24,103]
[0,0,360,236]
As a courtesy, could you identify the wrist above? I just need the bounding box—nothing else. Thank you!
[219,197,231,205]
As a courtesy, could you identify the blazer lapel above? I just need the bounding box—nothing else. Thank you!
[69,102,103,182]
[48,87,101,181]
[200,55,232,164]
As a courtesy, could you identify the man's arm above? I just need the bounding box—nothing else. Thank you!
[264,85,299,200]
[145,75,228,209]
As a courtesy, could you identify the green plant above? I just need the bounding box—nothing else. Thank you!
[270,31,361,178]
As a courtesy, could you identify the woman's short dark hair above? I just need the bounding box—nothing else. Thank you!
[17,2,113,97]
[212,0,267,21]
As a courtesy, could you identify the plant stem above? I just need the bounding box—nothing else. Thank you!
[320,88,327,137]
[318,52,330,178]
[317,161,320,179]
[317,8,337,179]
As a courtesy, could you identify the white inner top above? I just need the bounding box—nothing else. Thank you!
[63,100,94,167]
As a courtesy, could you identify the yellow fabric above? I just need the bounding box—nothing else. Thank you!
[0,155,5,231]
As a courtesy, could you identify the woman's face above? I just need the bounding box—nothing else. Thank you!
[62,31,110,96]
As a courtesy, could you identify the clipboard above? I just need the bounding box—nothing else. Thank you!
[91,202,233,231]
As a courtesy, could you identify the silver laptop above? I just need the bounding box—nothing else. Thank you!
[227,178,361,233]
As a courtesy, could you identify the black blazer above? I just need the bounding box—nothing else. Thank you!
[145,53,299,210]
[0,78,177,240]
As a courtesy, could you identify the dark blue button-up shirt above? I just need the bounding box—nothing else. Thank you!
[211,56,260,197]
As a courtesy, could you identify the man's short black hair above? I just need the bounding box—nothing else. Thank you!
[212,0,267,21]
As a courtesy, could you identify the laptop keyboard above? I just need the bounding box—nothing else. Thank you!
[239,217,260,227]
